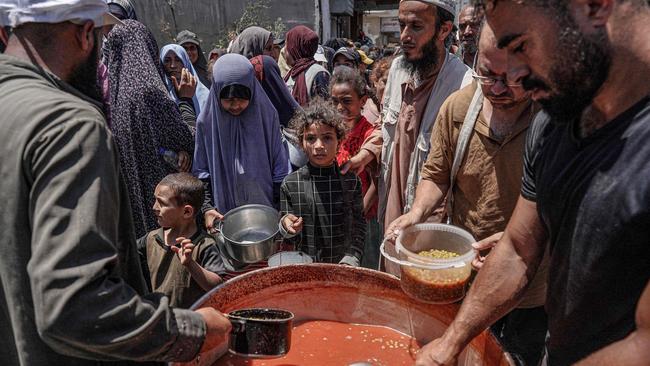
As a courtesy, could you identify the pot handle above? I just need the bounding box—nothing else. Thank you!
[209,219,223,236]
[380,239,465,270]
[226,314,246,333]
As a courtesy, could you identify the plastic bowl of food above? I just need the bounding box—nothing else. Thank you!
[381,223,475,304]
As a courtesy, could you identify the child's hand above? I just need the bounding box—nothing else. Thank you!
[282,214,303,235]
[171,237,195,266]
[204,209,224,234]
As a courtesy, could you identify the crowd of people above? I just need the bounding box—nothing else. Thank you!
[0,0,648,365]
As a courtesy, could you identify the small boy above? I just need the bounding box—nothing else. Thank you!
[138,173,225,308]
[280,100,366,266]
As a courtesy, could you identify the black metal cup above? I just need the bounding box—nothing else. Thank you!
[227,308,294,358]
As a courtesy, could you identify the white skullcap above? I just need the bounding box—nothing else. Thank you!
[400,0,458,18]
[0,0,121,27]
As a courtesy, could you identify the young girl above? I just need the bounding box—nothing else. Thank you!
[280,100,365,266]
[331,66,378,218]
[193,54,289,231]
[330,66,381,269]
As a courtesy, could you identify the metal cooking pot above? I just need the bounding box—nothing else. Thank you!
[216,204,281,264]
[227,308,294,358]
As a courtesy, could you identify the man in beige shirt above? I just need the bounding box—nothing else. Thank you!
[386,23,548,366]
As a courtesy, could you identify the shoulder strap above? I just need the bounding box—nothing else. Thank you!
[446,86,483,224]
[305,64,328,98]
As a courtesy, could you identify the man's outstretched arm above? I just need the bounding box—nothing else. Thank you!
[416,196,548,365]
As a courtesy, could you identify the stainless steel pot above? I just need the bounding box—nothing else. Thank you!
[216,204,280,264]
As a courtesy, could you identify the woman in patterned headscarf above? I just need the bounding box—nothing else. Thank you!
[105,20,195,238]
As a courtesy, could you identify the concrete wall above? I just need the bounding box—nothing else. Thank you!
[362,9,399,47]
[133,0,317,51]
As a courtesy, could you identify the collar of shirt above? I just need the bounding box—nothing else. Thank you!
[154,227,204,250]
[474,102,538,145]
[307,162,338,177]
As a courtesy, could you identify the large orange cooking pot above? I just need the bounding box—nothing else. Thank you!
[173,264,514,366]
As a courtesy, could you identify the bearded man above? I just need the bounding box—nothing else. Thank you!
[458,4,484,66]
[342,1,471,274]
[388,22,548,365]
[415,0,650,365]
[0,1,230,364]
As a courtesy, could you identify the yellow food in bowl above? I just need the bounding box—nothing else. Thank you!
[416,249,460,259]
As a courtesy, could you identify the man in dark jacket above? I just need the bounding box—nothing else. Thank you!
[0,1,230,365]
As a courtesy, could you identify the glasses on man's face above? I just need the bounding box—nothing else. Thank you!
[471,53,522,88]
[471,70,523,88]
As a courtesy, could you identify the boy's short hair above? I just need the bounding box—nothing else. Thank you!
[289,98,347,145]
[158,173,204,214]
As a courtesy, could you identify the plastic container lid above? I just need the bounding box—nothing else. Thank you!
[395,223,475,270]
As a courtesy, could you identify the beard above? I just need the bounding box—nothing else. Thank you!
[522,15,611,124]
[403,33,441,77]
[68,30,103,102]
[461,38,477,56]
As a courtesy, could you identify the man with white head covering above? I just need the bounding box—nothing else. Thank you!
[0,1,231,365]
[341,0,472,274]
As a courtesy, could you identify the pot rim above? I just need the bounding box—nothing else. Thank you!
[227,349,288,359]
[228,308,295,322]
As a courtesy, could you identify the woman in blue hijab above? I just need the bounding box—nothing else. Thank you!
[160,44,210,116]
[193,54,289,230]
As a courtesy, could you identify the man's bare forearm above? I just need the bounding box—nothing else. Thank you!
[439,197,548,350]
[409,179,448,222]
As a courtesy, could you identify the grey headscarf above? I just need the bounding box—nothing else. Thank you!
[230,26,272,59]
[108,0,138,20]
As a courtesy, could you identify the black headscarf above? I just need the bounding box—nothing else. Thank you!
[176,30,211,88]
[251,55,301,127]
